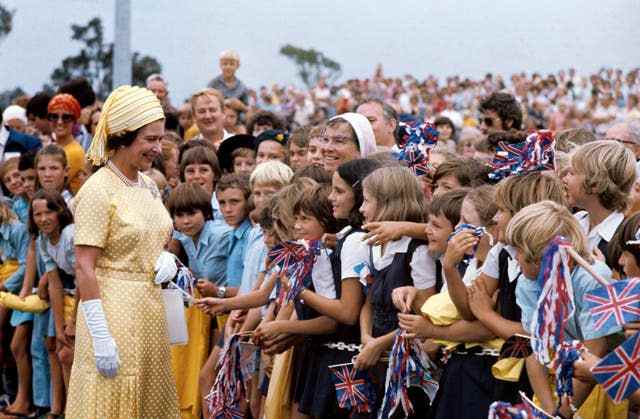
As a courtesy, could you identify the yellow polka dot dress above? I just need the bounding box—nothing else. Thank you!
[66,167,180,419]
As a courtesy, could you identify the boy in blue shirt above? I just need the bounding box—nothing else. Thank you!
[505,200,622,416]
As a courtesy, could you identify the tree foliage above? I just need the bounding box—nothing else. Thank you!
[0,2,14,44]
[49,17,162,99]
[0,86,25,113]
[279,44,342,88]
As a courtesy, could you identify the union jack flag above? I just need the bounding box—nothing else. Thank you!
[267,241,307,272]
[404,145,432,177]
[488,130,555,181]
[592,332,640,403]
[584,278,640,331]
[396,121,439,149]
[328,364,375,413]
[499,334,533,360]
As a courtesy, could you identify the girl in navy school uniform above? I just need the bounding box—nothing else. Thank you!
[254,183,343,419]
[397,172,567,419]
[295,158,381,418]
[353,166,437,418]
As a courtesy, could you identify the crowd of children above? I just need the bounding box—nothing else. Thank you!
[1,54,640,419]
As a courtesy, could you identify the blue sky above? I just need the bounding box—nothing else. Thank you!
[1,0,639,104]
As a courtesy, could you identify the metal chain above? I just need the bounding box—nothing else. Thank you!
[323,342,363,352]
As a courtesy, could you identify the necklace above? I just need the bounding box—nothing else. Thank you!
[107,160,140,187]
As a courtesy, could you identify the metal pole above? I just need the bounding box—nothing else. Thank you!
[113,0,131,87]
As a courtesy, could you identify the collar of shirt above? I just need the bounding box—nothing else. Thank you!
[575,210,624,248]
[371,236,412,269]
[233,218,252,241]
[0,222,12,241]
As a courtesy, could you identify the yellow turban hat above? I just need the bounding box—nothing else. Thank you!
[87,85,165,165]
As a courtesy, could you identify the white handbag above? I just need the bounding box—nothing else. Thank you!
[161,288,188,345]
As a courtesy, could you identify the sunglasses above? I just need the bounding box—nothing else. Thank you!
[47,113,75,123]
[481,117,494,127]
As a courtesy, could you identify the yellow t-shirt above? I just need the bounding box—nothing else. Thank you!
[62,140,86,194]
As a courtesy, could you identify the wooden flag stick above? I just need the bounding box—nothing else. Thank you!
[168,281,195,303]
[564,247,610,287]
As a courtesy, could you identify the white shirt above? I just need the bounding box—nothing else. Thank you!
[340,231,369,281]
[574,210,624,252]
[363,236,436,289]
[481,243,521,283]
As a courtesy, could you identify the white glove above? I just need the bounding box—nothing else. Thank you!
[81,299,120,378]
[154,251,178,285]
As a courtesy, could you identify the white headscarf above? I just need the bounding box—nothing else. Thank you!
[2,105,27,125]
[330,112,377,157]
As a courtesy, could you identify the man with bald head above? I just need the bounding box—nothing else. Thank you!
[607,121,640,159]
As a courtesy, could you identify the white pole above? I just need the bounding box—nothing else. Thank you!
[113,0,131,87]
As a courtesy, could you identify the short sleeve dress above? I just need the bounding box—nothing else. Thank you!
[66,167,180,419]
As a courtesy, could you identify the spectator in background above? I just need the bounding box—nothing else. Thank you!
[0,106,41,160]
[356,98,398,150]
[46,94,87,194]
[607,121,640,159]
[189,88,230,148]
[59,78,97,151]
[478,92,523,134]
[146,73,179,132]
[208,50,249,110]
[1,105,27,133]
[177,102,194,139]
[223,99,247,135]
[26,92,53,144]
[246,110,284,137]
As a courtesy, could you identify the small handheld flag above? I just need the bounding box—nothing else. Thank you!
[328,363,376,414]
[499,334,533,360]
[584,278,640,332]
[591,332,640,403]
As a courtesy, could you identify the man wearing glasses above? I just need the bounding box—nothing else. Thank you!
[478,92,523,134]
[607,121,640,160]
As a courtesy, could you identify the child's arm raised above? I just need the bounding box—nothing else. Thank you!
[362,221,427,246]
[196,271,277,314]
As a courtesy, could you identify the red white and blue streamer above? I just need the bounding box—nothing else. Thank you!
[551,341,583,405]
[488,130,555,181]
[378,331,439,418]
[205,334,248,419]
[530,236,575,365]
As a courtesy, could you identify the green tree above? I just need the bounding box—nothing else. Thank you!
[0,86,26,114]
[0,2,14,44]
[49,17,163,99]
[279,44,342,88]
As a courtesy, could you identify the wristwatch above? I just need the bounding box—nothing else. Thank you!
[216,286,227,298]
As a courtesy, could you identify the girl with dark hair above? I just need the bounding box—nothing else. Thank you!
[25,189,76,417]
[290,158,381,417]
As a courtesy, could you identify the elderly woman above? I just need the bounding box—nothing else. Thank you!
[66,86,179,418]
[321,112,377,173]
[47,94,86,194]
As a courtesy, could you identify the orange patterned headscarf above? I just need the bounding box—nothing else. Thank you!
[48,94,82,120]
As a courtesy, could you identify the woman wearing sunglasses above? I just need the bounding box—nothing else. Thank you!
[46,94,87,194]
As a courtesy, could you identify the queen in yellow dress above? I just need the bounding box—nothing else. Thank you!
[66,85,179,418]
